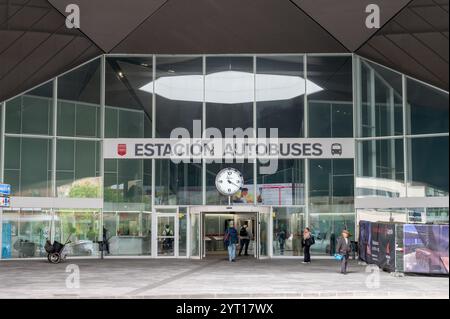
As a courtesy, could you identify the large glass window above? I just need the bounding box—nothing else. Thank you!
[407,136,449,197]
[58,59,101,138]
[357,208,407,224]
[310,159,354,204]
[272,207,305,256]
[102,211,152,256]
[179,207,188,256]
[425,207,449,223]
[257,160,305,205]
[309,213,355,255]
[256,56,305,137]
[155,160,202,205]
[104,159,152,211]
[358,60,403,137]
[56,139,101,198]
[157,215,176,256]
[1,209,52,259]
[5,81,53,136]
[309,159,354,214]
[54,210,101,257]
[155,57,203,138]
[308,56,353,137]
[406,78,449,135]
[356,139,405,197]
[206,57,254,136]
[4,137,52,197]
[105,57,153,138]
[206,161,254,205]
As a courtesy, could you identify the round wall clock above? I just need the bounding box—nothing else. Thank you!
[215,168,244,196]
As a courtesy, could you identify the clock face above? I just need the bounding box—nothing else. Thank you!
[215,168,244,196]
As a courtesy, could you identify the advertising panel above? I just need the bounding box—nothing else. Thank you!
[358,221,395,272]
[358,220,371,263]
[403,224,449,274]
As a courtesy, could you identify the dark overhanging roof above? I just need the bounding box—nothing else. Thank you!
[0,0,448,103]
[357,0,449,91]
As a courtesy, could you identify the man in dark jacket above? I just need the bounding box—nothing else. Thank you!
[224,221,239,262]
[336,229,352,274]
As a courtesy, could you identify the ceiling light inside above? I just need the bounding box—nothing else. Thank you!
[139,70,323,104]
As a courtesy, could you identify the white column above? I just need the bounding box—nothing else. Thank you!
[99,55,106,244]
[304,55,310,228]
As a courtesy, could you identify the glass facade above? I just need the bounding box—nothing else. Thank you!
[0,54,448,259]
[356,58,449,198]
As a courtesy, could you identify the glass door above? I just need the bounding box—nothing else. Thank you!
[156,214,177,257]
[189,211,201,259]
[259,209,270,258]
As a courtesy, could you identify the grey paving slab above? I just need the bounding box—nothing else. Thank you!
[0,257,448,299]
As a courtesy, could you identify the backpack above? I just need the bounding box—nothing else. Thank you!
[310,235,315,245]
[240,227,248,237]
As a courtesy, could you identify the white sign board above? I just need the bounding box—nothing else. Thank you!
[103,138,355,160]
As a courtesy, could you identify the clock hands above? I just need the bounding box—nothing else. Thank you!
[227,179,241,188]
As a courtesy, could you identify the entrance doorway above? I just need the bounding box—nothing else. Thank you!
[188,206,271,260]
[202,212,257,259]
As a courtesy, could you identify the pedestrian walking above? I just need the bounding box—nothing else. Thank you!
[224,220,239,262]
[277,227,287,255]
[336,229,352,274]
[302,227,314,263]
[238,223,251,256]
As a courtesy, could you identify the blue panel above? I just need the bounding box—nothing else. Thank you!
[2,223,12,259]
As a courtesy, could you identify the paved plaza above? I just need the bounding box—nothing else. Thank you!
[0,257,448,299]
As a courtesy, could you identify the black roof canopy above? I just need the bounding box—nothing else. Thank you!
[0,0,448,102]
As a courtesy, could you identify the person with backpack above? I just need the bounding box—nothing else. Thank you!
[302,227,314,264]
[238,223,251,256]
[224,220,239,262]
[162,224,174,252]
[277,227,287,255]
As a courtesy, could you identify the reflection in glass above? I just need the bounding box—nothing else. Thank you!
[206,161,254,205]
[425,208,449,223]
[154,57,203,138]
[309,213,355,255]
[155,160,202,205]
[179,207,188,256]
[309,159,354,214]
[259,211,270,257]
[357,208,407,224]
[4,137,52,197]
[407,137,449,197]
[104,159,151,211]
[308,56,353,137]
[56,139,101,198]
[58,59,101,138]
[1,210,52,259]
[6,81,53,135]
[257,160,305,205]
[358,60,403,137]
[54,210,100,257]
[256,56,305,137]
[356,139,405,197]
[406,78,449,135]
[157,215,175,256]
[206,57,253,136]
[105,57,153,138]
[102,212,151,256]
[272,207,305,256]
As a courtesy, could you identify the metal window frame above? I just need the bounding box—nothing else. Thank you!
[1,53,449,262]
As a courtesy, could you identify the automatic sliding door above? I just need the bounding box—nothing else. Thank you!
[156,215,177,257]
[189,212,201,259]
